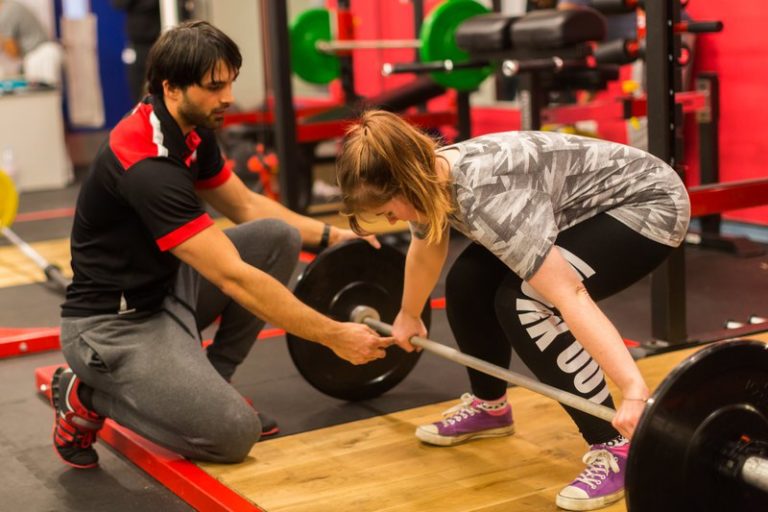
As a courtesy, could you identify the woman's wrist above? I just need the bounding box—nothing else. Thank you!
[621,383,650,402]
[318,223,332,248]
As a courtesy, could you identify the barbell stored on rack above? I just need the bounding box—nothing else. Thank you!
[0,169,70,294]
[287,240,768,511]
[289,0,491,90]
[383,56,585,79]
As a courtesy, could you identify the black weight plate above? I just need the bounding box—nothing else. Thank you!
[287,240,430,401]
[626,340,768,512]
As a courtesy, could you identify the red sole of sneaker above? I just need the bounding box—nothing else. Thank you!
[51,421,99,469]
[261,427,279,437]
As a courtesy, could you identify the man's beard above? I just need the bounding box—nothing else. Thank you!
[179,97,222,130]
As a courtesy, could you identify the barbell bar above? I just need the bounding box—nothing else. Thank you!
[382,59,491,77]
[0,169,70,294]
[316,39,422,53]
[350,304,616,423]
[348,305,768,500]
[289,0,491,90]
[287,240,768,510]
[382,56,584,79]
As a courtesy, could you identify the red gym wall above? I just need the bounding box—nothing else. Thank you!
[321,1,768,227]
[687,1,768,225]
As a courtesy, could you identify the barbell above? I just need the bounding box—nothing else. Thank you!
[288,0,492,91]
[0,169,70,293]
[383,56,587,79]
[287,239,768,511]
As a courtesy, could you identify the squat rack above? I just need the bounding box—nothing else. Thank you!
[264,1,765,348]
[263,0,469,214]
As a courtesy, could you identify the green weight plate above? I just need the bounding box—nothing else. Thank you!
[289,8,341,85]
[0,168,18,228]
[419,0,491,91]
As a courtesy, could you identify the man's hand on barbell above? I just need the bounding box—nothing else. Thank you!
[326,322,395,365]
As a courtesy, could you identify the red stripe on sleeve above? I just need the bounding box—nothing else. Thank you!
[195,161,233,190]
[156,214,214,251]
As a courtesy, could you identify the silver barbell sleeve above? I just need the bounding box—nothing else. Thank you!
[742,456,768,494]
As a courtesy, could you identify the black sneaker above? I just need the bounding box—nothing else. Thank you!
[241,395,279,437]
[51,367,104,469]
[257,410,279,438]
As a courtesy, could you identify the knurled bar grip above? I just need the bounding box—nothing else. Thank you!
[360,315,617,423]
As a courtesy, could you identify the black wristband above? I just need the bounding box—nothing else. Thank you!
[319,223,331,248]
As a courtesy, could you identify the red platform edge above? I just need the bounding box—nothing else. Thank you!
[35,364,264,512]
[0,327,61,358]
[0,326,288,360]
[26,297,452,512]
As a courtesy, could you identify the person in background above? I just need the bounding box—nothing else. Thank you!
[111,0,161,102]
[0,0,62,84]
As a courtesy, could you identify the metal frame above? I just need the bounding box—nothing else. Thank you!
[697,72,720,235]
[646,0,688,343]
[264,2,302,212]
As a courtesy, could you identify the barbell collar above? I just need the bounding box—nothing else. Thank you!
[354,307,616,423]
[316,39,421,53]
[742,456,768,494]
[350,305,380,323]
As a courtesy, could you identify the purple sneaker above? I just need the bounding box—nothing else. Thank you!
[556,437,629,511]
[415,393,514,446]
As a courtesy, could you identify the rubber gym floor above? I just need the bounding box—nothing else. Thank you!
[1,182,766,511]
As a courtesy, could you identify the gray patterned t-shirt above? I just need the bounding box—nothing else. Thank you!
[423,131,690,281]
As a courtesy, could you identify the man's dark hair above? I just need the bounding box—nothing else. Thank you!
[146,20,242,95]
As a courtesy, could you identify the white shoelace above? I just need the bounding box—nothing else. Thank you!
[573,449,620,490]
[439,393,480,426]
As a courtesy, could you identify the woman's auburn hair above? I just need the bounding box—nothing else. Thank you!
[336,110,452,245]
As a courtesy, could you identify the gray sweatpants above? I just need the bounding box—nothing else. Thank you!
[60,219,302,463]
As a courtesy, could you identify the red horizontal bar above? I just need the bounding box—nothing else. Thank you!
[14,207,75,223]
[222,103,342,128]
[431,296,446,310]
[297,111,457,143]
[0,327,60,358]
[257,327,285,340]
[541,91,709,125]
[299,251,316,263]
[541,99,624,125]
[675,90,708,113]
[689,178,768,217]
[221,111,273,126]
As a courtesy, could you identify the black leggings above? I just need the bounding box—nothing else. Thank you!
[445,213,672,444]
